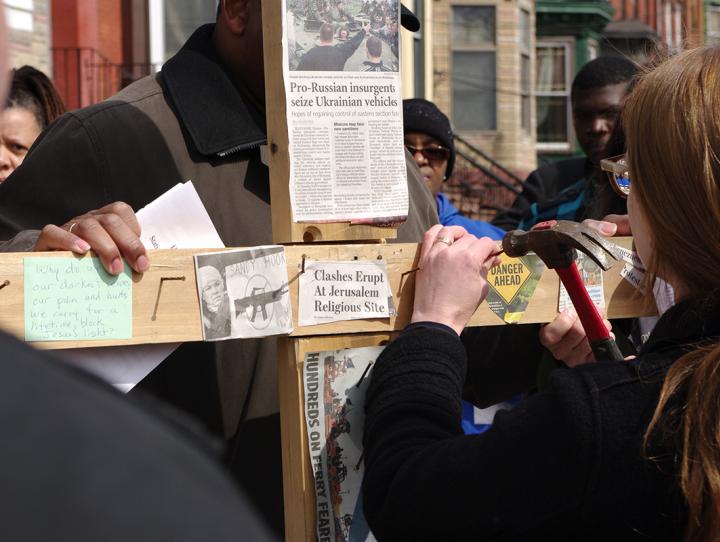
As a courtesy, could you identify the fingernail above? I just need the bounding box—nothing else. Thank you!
[73,240,90,253]
[598,222,617,236]
[136,254,149,272]
[111,258,124,275]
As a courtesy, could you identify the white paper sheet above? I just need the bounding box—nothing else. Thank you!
[60,181,225,391]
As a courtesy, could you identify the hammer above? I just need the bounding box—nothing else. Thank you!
[502,220,624,362]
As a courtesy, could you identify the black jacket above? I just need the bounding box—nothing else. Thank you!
[360,294,720,540]
[0,331,275,541]
[492,156,590,231]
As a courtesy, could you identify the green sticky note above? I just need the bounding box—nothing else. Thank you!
[24,257,132,341]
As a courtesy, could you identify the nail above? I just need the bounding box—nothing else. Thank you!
[136,254,149,272]
[111,257,124,275]
[73,239,91,253]
[598,222,617,236]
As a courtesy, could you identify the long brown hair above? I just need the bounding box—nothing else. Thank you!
[624,46,720,542]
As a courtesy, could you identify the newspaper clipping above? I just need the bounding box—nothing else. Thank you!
[284,0,408,224]
[194,246,293,340]
[558,250,606,312]
[298,260,392,326]
[303,345,384,542]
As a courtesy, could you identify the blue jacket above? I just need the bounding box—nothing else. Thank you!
[436,192,509,434]
[519,178,588,230]
[436,193,505,241]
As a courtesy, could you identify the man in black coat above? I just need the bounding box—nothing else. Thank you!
[0,1,433,534]
[493,56,637,231]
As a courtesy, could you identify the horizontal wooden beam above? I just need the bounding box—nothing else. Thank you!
[0,237,650,349]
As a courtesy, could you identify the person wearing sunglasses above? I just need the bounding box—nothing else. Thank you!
[364,47,720,541]
[403,99,533,435]
[403,98,504,241]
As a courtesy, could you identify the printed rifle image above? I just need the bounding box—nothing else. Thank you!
[234,284,290,322]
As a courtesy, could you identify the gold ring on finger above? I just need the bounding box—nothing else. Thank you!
[434,235,453,247]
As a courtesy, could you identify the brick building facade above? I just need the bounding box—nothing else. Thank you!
[604,0,705,59]
[51,0,150,110]
[431,0,537,178]
[4,0,52,75]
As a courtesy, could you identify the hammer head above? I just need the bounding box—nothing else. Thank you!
[502,220,621,270]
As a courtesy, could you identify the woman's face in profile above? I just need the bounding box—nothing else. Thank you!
[0,106,41,182]
[627,182,651,271]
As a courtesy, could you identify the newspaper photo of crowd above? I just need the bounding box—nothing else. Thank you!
[287,0,399,72]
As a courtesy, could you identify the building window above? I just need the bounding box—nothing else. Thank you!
[4,0,34,33]
[520,9,531,133]
[451,5,496,131]
[536,41,572,151]
[413,0,425,98]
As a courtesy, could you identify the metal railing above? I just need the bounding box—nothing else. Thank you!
[443,135,526,222]
[52,47,153,110]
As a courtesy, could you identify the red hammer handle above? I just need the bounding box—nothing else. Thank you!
[555,264,610,343]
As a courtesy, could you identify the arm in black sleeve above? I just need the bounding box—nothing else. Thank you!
[0,113,109,239]
[461,323,544,407]
[363,326,595,541]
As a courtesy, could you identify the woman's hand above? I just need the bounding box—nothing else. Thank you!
[410,225,501,335]
[539,308,613,367]
[33,201,149,275]
[583,214,632,237]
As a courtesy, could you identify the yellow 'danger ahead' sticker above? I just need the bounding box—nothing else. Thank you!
[486,252,545,324]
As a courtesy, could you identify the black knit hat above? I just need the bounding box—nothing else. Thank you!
[402,98,456,177]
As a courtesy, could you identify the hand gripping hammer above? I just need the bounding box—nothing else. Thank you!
[502,220,624,362]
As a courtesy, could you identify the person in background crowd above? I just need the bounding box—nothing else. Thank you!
[495,59,638,377]
[337,25,350,41]
[404,98,522,434]
[493,56,637,231]
[361,36,392,72]
[403,98,504,241]
[0,65,65,182]
[364,46,720,541]
[296,22,369,71]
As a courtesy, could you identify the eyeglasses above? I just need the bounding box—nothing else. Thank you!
[600,154,631,198]
[405,144,451,164]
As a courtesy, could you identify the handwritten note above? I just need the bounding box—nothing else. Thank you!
[24,257,132,342]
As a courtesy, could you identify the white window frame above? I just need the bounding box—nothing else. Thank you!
[520,8,532,134]
[535,38,574,153]
[4,0,34,33]
[148,0,219,73]
[450,3,498,133]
